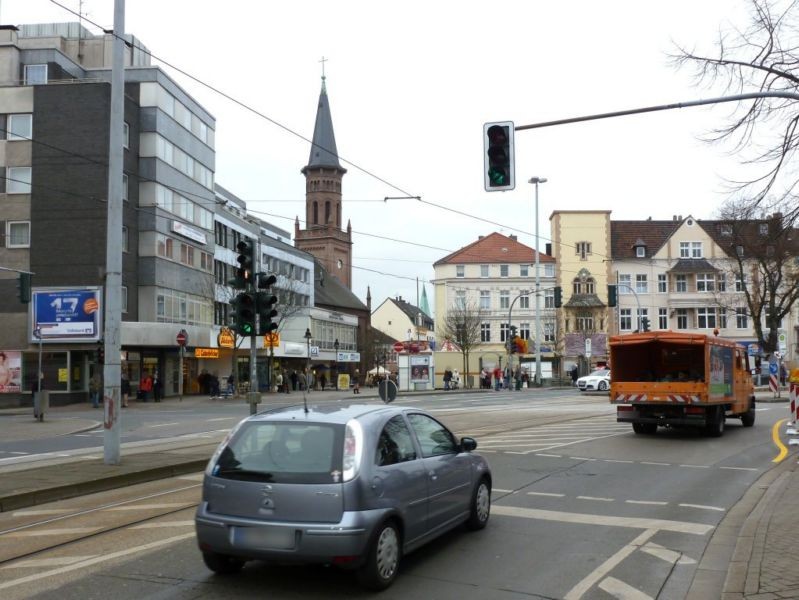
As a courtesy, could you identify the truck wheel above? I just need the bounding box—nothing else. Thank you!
[632,422,656,435]
[741,397,756,427]
[706,406,725,437]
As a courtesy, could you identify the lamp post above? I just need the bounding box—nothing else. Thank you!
[530,176,547,386]
[304,328,312,392]
[334,338,339,390]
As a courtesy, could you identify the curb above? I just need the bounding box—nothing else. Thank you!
[0,457,209,513]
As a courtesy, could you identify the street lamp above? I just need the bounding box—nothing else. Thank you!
[529,177,547,386]
[334,338,339,390]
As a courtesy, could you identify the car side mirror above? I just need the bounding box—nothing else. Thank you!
[460,437,477,452]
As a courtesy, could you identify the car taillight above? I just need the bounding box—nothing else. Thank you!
[343,419,363,482]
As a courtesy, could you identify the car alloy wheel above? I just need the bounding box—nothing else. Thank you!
[598,380,608,391]
[466,478,491,530]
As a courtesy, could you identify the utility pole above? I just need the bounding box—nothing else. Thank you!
[103,0,125,465]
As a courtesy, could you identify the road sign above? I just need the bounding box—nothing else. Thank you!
[393,341,405,353]
[176,329,188,346]
[263,332,280,348]
[378,379,398,403]
[770,362,779,375]
[585,338,592,358]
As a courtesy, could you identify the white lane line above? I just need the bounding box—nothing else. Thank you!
[569,457,597,461]
[720,466,758,472]
[6,527,102,537]
[206,417,235,422]
[578,496,615,502]
[678,503,725,512]
[527,492,565,498]
[492,505,713,535]
[625,500,668,506]
[12,509,73,516]
[564,529,658,600]
[177,473,205,481]
[105,502,191,511]
[147,422,181,428]
[0,532,195,591]
[605,459,635,464]
[492,489,514,494]
[1,556,97,570]
[641,542,696,565]
[535,453,563,458]
[129,520,194,529]
[679,464,710,469]
[10,451,27,455]
[597,575,654,600]
[641,462,671,466]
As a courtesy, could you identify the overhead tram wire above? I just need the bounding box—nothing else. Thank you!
[42,1,623,268]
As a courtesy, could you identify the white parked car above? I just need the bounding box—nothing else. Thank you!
[577,369,611,391]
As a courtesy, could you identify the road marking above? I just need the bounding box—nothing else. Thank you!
[535,453,562,458]
[605,459,634,464]
[129,520,194,529]
[177,473,204,481]
[492,488,514,493]
[0,532,195,591]
[1,556,97,570]
[6,527,102,537]
[564,529,658,600]
[625,500,668,506]
[492,505,713,534]
[678,503,725,512]
[640,462,670,466]
[641,542,696,565]
[597,575,653,599]
[679,464,709,469]
[772,419,788,463]
[206,417,235,422]
[527,492,565,498]
[12,509,73,516]
[569,457,597,461]
[578,496,614,502]
[720,466,758,472]
[106,502,191,511]
[148,422,181,428]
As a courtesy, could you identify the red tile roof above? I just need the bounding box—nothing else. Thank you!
[434,232,554,266]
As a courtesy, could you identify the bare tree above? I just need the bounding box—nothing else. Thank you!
[671,0,799,223]
[439,301,484,388]
[265,277,310,391]
[713,203,799,353]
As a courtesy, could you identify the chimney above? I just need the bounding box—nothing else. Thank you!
[673,215,677,221]
[478,235,484,240]
[509,234,517,241]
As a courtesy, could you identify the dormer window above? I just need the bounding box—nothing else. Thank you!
[759,223,769,235]
[633,238,646,258]
[721,224,732,236]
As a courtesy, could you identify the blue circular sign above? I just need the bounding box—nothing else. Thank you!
[769,362,779,375]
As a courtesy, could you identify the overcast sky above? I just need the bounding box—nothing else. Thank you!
[5,0,760,312]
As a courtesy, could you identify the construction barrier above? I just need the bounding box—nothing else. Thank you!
[770,373,779,393]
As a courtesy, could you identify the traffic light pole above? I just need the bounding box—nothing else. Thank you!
[507,290,532,391]
[614,281,643,332]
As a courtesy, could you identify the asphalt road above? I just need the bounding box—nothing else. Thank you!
[0,390,788,599]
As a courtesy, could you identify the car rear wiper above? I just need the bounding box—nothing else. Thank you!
[215,468,275,482]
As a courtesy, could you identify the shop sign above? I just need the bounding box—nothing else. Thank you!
[336,351,360,363]
[171,221,207,244]
[218,328,235,349]
[284,343,305,355]
[263,332,280,348]
[195,348,220,359]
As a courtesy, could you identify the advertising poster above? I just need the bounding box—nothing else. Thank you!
[32,288,102,342]
[410,356,430,382]
[709,345,733,398]
[0,351,23,393]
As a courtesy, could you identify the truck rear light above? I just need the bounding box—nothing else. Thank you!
[617,405,633,412]
[685,406,704,415]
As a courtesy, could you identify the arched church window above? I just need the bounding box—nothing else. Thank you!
[313,201,318,225]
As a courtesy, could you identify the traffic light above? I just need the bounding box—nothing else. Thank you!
[97,340,105,364]
[256,292,278,335]
[641,317,650,332]
[554,286,562,308]
[607,284,617,308]
[17,272,31,303]
[483,121,515,191]
[229,239,255,289]
[231,292,256,336]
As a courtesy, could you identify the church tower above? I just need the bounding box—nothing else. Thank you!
[294,74,353,289]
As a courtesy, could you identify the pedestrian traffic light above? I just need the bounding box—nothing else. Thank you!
[16,272,31,303]
[607,284,617,308]
[231,292,256,336]
[554,286,563,308]
[483,121,515,191]
[229,239,255,289]
[641,317,650,332]
[97,340,105,364]
[256,291,278,335]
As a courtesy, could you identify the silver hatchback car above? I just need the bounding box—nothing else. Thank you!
[195,403,492,590]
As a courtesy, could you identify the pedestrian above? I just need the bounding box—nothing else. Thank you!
[90,372,102,408]
[226,373,234,395]
[452,369,460,390]
[492,366,502,391]
[140,371,153,402]
[353,369,360,394]
[571,366,579,387]
[275,370,283,393]
[780,363,788,387]
[121,371,130,408]
[443,369,452,390]
[153,370,162,402]
[320,372,326,390]
[290,370,298,391]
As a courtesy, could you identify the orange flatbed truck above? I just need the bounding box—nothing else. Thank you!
[609,331,755,437]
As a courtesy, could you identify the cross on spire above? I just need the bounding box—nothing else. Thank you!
[319,56,328,91]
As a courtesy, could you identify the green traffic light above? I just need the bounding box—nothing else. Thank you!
[241,323,253,334]
[489,168,508,185]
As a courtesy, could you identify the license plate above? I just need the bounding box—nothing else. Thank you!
[232,526,296,550]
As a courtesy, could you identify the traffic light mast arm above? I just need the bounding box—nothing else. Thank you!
[612,282,643,331]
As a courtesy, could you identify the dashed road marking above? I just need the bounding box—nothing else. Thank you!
[527,491,565,498]
[11,509,72,517]
[640,462,670,466]
[147,422,180,428]
[1,556,97,570]
[678,503,725,512]
[105,503,190,511]
[625,500,668,506]
[641,542,696,565]
[578,496,614,502]
[129,520,194,529]
[597,575,653,599]
[5,527,102,537]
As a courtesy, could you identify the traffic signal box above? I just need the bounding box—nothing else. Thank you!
[554,286,563,308]
[229,239,255,289]
[256,273,278,336]
[483,121,515,191]
[607,284,617,308]
[17,272,31,303]
[231,292,256,336]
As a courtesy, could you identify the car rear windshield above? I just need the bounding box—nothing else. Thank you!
[211,421,345,484]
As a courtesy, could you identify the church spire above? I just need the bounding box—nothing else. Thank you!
[302,64,345,174]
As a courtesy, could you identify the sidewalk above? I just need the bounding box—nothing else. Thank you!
[1,387,797,599]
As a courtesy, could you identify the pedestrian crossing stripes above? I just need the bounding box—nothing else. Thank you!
[474,415,629,454]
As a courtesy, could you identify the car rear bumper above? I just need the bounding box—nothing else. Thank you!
[195,503,387,565]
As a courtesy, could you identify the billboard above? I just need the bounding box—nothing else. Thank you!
[0,351,23,393]
[31,288,102,342]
